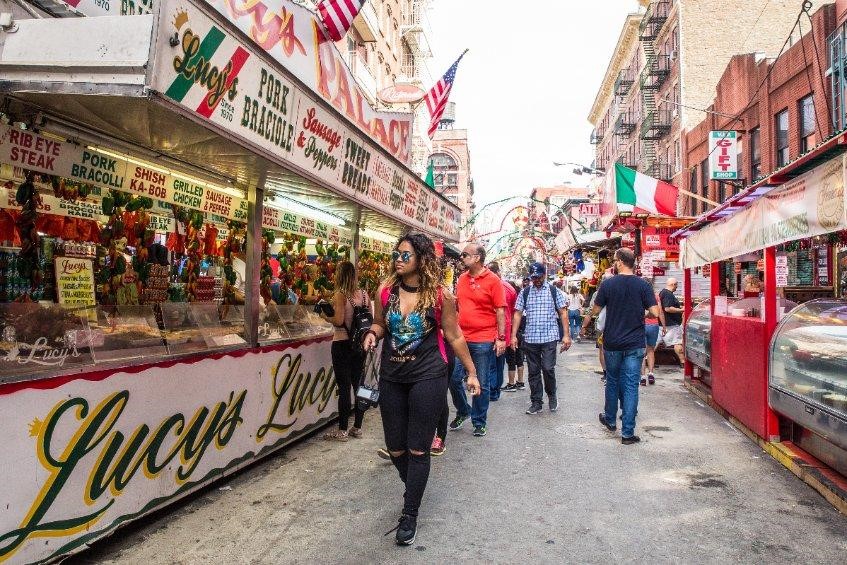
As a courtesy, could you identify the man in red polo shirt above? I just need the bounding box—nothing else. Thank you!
[449,243,506,437]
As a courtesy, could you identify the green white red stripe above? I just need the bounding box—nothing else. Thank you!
[615,163,678,217]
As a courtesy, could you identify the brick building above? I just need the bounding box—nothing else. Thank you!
[685,3,837,216]
[588,0,809,215]
[528,186,590,238]
[429,109,476,241]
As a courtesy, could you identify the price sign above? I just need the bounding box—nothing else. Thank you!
[776,255,789,287]
[54,257,96,307]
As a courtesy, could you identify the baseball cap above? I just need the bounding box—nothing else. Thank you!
[528,262,546,279]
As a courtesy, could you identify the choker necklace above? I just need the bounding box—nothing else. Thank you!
[400,281,419,293]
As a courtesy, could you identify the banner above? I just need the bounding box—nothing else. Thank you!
[709,131,738,180]
[0,339,335,564]
[682,154,847,268]
[149,0,460,242]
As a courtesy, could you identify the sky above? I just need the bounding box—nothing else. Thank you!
[426,0,639,212]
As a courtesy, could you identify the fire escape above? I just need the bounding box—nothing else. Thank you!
[638,1,671,179]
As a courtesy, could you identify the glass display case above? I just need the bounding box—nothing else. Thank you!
[685,299,711,372]
[90,305,167,363]
[258,304,333,345]
[0,302,95,382]
[160,302,247,355]
[769,299,847,450]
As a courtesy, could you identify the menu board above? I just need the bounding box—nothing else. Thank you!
[54,257,96,307]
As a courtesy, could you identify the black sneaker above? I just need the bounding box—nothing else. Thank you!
[503,383,518,392]
[526,403,543,415]
[472,425,487,437]
[549,397,559,412]
[621,435,641,445]
[516,382,526,390]
[393,514,417,545]
[598,413,616,431]
[448,414,468,431]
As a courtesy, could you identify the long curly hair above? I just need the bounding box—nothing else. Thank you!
[383,233,443,313]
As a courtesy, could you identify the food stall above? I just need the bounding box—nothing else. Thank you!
[0,1,461,562]
[675,139,847,477]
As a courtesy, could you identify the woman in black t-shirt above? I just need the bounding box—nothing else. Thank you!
[362,233,479,546]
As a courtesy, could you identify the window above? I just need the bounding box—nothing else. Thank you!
[674,138,681,173]
[700,158,709,214]
[736,138,744,194]
[689,166,698,216]
[750,127,761,180]
[427,152,458,194]
[775,109,789,167]
[799,95,816,154]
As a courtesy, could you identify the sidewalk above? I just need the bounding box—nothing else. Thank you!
[72,341,847,564]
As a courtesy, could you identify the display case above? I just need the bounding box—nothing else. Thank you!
[685,299,711,372]
[160,302,247,355]
[89,305,167,363]
[258,304,333,345]
[769,299,847,450]
[0,302,95,382]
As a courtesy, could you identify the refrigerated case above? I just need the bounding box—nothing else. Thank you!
[769,299,847,455]
[685,299,712,374]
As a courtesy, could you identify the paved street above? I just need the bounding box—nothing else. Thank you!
[72,341,847,564]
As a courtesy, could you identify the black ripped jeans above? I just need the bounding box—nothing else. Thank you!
[331,340,365,431]
[379,373,448,517]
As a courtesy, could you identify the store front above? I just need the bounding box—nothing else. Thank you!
[675,138,847,478]
[0,2,460,562]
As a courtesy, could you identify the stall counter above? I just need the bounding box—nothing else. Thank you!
[0,334,339,564]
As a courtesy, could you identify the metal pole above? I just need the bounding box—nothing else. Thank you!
[683,267,693,379]
[764,246,780,440]
[350,204,362,265]
[244,179,265,347]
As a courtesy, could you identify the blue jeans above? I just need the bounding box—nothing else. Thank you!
[449,341,493,428]
[603,348,645,438]
[488,352,506,400]
[568,310,582,339]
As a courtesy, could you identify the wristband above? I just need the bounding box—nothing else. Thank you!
[497,335,506,341]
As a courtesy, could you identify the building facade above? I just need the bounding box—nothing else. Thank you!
[529,185,590,240]
[429,116,476,241]
[589,0,810,215]
[685,3,837,215]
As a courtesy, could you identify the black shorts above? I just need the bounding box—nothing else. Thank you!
[506,345,524,370]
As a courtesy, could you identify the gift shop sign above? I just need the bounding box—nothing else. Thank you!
[709,131,738,180]
[682,154,847,268]
[54,257,96,307]
[0,339,336,564]
[149,1,460,242]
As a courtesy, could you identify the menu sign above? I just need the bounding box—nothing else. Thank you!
[149,0,460,241]
[776,255,789,287]
[261,206,352,245]
[54,257,96,307]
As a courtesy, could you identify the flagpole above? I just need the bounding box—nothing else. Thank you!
[678,187,719,207]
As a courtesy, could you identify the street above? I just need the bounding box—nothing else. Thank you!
[71,340,847,564]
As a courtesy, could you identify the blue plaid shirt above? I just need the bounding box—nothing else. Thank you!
[515,282,567,344]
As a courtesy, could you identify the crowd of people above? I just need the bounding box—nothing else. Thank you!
[317,234,685,546]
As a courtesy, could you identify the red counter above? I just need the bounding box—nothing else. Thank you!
[711,315,773,439]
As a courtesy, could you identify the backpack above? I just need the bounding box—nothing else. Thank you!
[520,285,564,340]
[345,290,373,353]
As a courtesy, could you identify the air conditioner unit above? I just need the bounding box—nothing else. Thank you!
[669,49,678,62]
[671,108,679,119]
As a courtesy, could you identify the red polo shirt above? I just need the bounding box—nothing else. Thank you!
[456,268,507,342]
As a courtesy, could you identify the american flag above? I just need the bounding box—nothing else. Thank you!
[425,51,468,138]
[317,0,366,42]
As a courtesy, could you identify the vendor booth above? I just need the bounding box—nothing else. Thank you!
[675,134,847,478]
[0,2,461,562]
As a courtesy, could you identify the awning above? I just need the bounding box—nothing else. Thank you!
[0,1,462,242]
[673,131,847,240]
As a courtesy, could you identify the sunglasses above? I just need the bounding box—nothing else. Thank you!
[460,252,479,259]
[392,250,415,262]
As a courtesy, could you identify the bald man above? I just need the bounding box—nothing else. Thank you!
[659,278,684,367]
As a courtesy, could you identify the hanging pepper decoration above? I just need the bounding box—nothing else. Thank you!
[222,220,245,304]
[174,206,205,302]
[260,229,275,304]
[14,171,40,301]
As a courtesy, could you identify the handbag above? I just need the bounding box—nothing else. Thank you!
[356,347,381,410]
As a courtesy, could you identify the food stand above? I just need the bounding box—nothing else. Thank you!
[675,138,847,478]
[0,2,461,562]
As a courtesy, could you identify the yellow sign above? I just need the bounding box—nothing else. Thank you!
[54,257,96,307]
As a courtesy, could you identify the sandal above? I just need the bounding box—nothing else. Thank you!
[648,373,655,385]
[323,429,349,442]
[349,427,363,439]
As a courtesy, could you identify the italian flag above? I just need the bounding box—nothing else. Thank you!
[615,163,679,217]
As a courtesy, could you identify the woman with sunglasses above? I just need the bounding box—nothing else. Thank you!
[362,233,480,546]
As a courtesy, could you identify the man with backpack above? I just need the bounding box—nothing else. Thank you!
[511,262,572,414]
